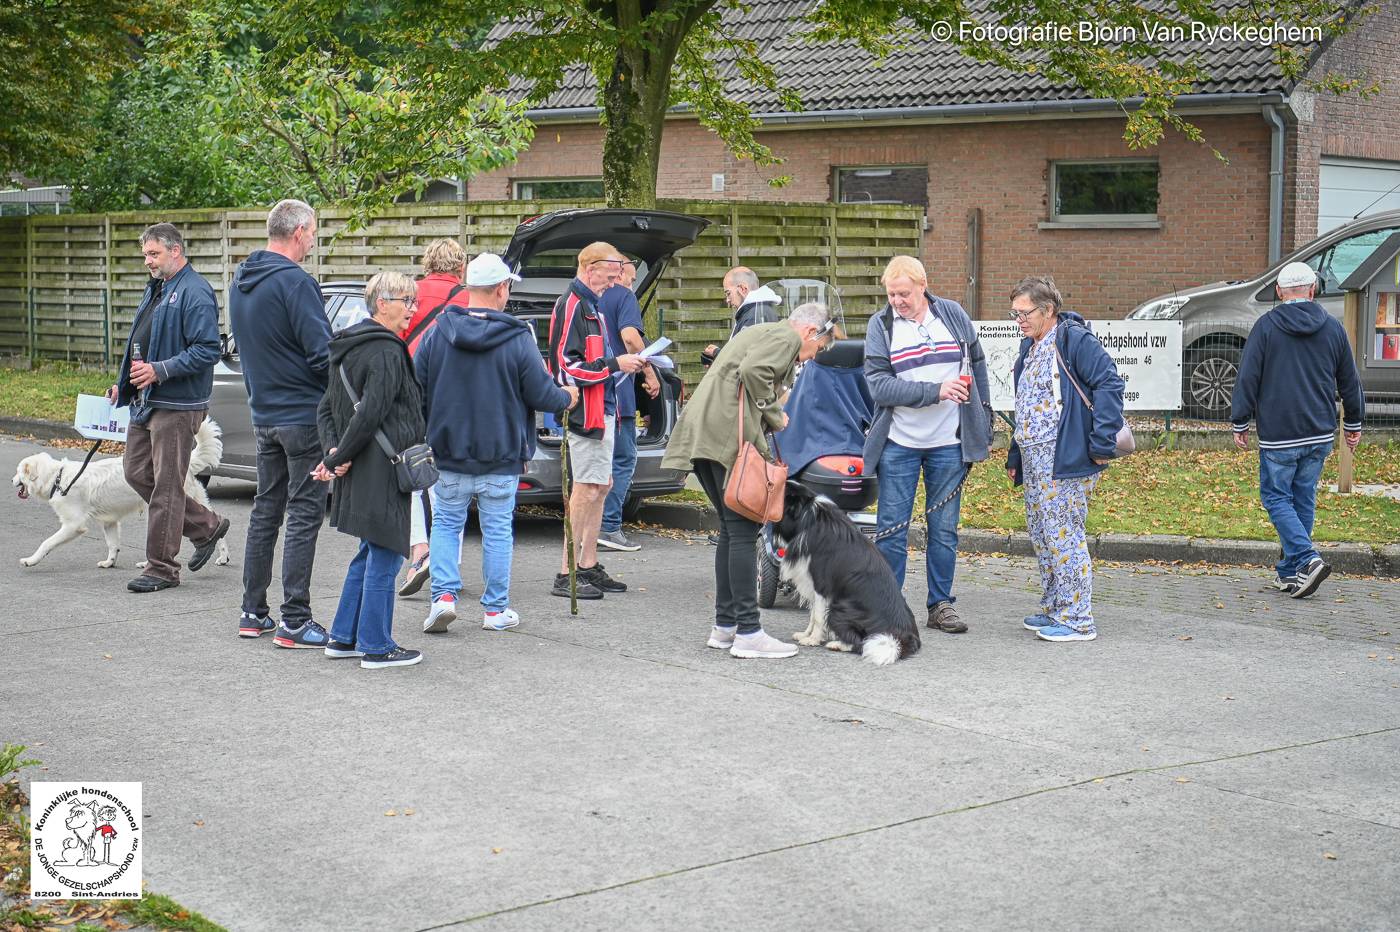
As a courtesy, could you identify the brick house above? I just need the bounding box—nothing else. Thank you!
[473,1,1400,323]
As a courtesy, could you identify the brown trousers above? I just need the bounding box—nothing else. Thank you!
[123,408,221,582]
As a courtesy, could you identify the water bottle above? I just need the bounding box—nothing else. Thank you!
[957,342,972,402]
[132,342,148,408]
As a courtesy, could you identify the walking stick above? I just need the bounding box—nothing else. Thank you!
[558,410,578,615]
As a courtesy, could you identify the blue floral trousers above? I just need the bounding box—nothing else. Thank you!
[1022,441,1100,632]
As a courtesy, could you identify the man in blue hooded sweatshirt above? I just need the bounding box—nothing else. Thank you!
[228,199,335,647]
[415,253,578,635]
[1231,260,1364,599]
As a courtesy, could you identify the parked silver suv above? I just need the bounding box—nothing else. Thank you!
[1129,209,1400,418]
[208,208,709,517]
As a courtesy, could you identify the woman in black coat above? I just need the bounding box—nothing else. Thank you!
[314,271,428,669]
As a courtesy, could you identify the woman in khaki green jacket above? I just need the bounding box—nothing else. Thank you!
[662,303,835,659]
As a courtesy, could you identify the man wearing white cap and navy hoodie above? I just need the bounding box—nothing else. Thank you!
[415,253,579,633]
[1230,260,1363,599]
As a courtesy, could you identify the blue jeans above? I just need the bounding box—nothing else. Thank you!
[875,441,965,608]
[601,415,638,533]
[430,470,519,612]
[1259,442,1332,578]
[329,539,404,655]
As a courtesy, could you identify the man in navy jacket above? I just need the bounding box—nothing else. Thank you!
[415,253,578,634]
[109,223,229,593]
[228,199,334,647]
[1231,261,1363,599]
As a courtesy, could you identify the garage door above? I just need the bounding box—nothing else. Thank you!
[1319,157,1400,235]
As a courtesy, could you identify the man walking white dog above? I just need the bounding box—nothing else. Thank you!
[108,222,230,593]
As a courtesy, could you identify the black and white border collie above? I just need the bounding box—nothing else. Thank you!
[774,481,920,665]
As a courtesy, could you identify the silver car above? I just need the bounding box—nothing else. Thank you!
[208,208,710,518]
[1129,209,1400,418]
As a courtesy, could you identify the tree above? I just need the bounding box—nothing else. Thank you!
[177,3,532,226]
[0,0,181,180]
[186,0,1374,210]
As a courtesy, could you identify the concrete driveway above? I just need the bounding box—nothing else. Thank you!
[2,435,1398,931]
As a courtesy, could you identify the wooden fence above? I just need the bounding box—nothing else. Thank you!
[0,199,922,385]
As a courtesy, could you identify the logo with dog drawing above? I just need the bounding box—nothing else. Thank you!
[30,782,142,899]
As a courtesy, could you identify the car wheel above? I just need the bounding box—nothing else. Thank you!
[1183,342,1242,420]
[757,547,780,609]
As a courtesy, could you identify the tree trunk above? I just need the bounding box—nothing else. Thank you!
[601,42,673,209]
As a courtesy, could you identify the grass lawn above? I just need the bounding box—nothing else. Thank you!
[0,363,117,423]
[660,444,1400,544]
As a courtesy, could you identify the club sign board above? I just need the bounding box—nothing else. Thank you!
[975,320,1182,412]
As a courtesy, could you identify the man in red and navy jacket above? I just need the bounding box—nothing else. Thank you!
[546,241,646,600]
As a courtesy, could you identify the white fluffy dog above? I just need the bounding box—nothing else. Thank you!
[12,418,230,569]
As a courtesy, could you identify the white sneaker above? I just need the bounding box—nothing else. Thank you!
[423,596,457,633]
[482,608,520,631]
[729,630,798,659]
[706,625,737,649]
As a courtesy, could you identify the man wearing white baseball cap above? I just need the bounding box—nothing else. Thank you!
[1230,259,1364,599]
[415,252,577,633]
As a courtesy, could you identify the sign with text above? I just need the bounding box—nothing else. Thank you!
[74,394,129,441]
[976,320,1182,411]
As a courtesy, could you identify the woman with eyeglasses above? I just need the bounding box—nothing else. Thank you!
[864,255,993,636]
[313,270,429,668]
[662,302,836,659]
[1005,275,1124,643]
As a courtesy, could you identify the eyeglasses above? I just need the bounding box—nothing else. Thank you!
[590,259,625,268]
[388,295,417,310]
[1007,306,1044,321]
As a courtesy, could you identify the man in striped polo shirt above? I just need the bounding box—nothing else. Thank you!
[864,255,993,634]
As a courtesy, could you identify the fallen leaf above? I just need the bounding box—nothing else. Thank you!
[193,820,204,828]
[385,809,397,817]
[1174,777,1190,784]
[1223,696,1235,701]
[1323,852,1337,860]
[1214,602,1225,609]
[102,653,112,660]
[1177,635,1193,641]
[1092,778,1105,783]
[1368,654,1378,660]
[637,587,647,592]
[491,847,503,854]
[403,808,415,816]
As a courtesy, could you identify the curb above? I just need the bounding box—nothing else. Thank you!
[636,501,1400,577]
[0,415,80,442]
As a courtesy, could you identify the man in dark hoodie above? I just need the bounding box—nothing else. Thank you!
[415,253,578,634]
[1231,260,1363,600]
[227,199,335,648]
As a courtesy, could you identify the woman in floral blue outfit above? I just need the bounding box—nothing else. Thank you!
[1005,276,1125,642]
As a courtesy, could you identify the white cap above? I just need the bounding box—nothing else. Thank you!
[465,253,522,287]
[1277,261,1316,289]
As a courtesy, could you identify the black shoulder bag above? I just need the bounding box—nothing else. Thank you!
[337,365,439,493]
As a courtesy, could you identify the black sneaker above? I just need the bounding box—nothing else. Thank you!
[361,647,422,669]
[581,564,627,593]
[325,640,365,659]
[127,574,177,593]
[238,612,277,638]
[552,573,604,600]
[1291,557,1332,599]
[188,517,231,572]
[273,619,331,649]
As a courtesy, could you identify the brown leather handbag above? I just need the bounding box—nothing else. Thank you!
[723,384,788,523]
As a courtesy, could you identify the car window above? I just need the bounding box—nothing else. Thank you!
[519,250,647,282]
[1307,227,1400,296]
[330,295,369,332]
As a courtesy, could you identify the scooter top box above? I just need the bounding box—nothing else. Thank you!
[796,455,879,511]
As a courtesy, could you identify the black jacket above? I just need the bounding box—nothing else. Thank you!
[317,320,427,557]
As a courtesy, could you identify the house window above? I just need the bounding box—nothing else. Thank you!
[1050,160,1159,220]
[512,178,604,200]
[833,166,928,208]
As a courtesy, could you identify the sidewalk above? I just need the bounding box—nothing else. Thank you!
[3,434,1398,931]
